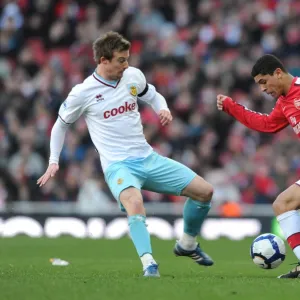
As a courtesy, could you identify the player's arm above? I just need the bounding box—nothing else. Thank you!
[37,89,85,186]
[136,69,172,126]
[217,94,289,133]
[37,119,68,186]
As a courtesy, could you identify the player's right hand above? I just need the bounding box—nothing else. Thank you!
[37,163,59,187]
[217,94,231,111]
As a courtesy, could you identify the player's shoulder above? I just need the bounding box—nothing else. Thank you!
[293,77,300,91]
[278,77,300,103]
[294,77,300,85]
[290,77,300,92]
[69,74,96,97]
[285,77,300,100]
[123,66,144,80]
[122,67,146,93]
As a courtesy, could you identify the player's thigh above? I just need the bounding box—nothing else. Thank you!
[142,152,197,196]
[181,175,213,201]
[273,183,300,215]
[104,163,143,212]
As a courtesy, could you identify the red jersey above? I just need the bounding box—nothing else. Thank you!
[223,77,300,136]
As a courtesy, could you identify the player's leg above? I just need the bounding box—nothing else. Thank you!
[119,187,159,277]
[142,152,214,266]
[177,175,213,255]
[272,182,300,278]
[104,161,159,277]
[180,176,213,245]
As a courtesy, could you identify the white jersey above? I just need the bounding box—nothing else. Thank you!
[54,67,169,171]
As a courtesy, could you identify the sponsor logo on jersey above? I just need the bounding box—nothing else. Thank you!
[104,102,136,119]
[290,116,297,125]
[293,123,300,135]
[96,94,104,102]
[128,84,137,97]
[294,98,300,110]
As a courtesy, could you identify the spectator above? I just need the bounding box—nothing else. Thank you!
[1,0,300,209]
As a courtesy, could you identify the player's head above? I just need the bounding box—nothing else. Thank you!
[93,31,131,80]
[251,54,288,98]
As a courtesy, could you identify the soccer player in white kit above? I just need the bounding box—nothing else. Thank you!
[37,31,214,277]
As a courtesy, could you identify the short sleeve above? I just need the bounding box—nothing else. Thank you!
[58,86,85,124]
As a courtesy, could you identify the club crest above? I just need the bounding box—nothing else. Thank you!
[294,98,300,110]
[128,84,137,97]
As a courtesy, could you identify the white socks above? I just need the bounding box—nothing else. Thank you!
[178,232,197,251]
[277,210,300,260]
[140,253,156,270]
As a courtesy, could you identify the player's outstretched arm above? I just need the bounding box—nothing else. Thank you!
[37,84,84,187]
[138,83,172,126]
[37,163,59,187]
[216,94,289,133]
[37,118,70,187]
[134,68,172,126]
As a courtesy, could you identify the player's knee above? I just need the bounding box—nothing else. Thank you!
[273,194,288,216]
[131,199,144,214]
[124,195,144,215]
[194,183,214,202]
[120,188,145,215]
[202,183,214,201]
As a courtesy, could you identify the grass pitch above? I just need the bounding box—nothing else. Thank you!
[0,236,299,300]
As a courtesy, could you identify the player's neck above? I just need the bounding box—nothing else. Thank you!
[282,74,294,96]
[95,66,116,82]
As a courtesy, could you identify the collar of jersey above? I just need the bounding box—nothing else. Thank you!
[93,71,119,88]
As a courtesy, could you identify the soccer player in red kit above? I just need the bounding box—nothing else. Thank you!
[217,54,300,279]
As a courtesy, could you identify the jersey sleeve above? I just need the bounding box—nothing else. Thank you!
[223,97,289,133]
[58,86,85,124]
[134,68,147,95]
[49,118,69,164]
[134,68,169,113]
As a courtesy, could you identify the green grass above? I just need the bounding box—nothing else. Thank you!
[0,237,299,300]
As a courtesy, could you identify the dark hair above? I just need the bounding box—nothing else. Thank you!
[93,31,131,64]
[251,54,287,77]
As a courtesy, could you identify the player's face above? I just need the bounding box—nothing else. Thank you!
[254,69,284,99]
[102,50,129,81]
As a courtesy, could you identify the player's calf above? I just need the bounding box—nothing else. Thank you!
[176,176,214,268]
[273,185,300,268]
[120,188,159,276]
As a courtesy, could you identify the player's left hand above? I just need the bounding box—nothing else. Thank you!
[217,94,231,111]
[158,109,173,126]
[37,163,59,187]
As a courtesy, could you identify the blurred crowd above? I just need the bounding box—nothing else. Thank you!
[1,0,300,212]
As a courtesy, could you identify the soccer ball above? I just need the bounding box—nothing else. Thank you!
[250,233,286,269]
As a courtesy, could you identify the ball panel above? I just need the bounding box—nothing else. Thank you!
[250,233,286,269]
[252,255,269,269]
[252,239,275,259]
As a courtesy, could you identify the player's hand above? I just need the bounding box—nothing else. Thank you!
[37,163,59,187]
[217,94,231,111]
[158,109,173,126]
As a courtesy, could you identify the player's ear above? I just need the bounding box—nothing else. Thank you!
[274,68,282,79]
[100,56,109,65]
